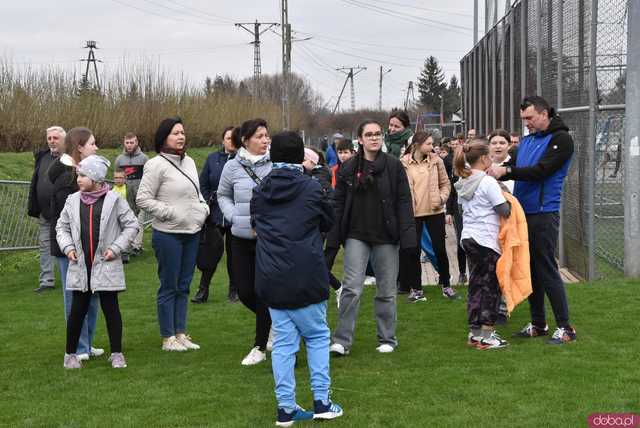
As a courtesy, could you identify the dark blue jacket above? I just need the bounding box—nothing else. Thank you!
[505,117,574,214]
[200,150,232,226]
[326,144,338,168]
[251,167,335,309]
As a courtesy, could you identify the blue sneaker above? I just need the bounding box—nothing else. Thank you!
[276,405,313,427]
[313,400,343,420]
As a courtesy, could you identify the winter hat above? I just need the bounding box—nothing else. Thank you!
[77,155,111,182]
[270,131,304,164]
[332,132,345,142]
[304,148,319,165]
[154,116,183,153]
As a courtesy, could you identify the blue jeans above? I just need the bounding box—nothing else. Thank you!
[269,301,331,412]
[58,256,98,354]
[152,229,200,337]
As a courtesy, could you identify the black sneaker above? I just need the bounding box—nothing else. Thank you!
[513,322,549,338]
[276,405,313,427]
[313,400,343,420]
[407,289,427,303]
[457,274,468,284]
[227,290,239,303]
[547,326,576,345]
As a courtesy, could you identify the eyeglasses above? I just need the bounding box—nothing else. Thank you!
[363,131,382,139]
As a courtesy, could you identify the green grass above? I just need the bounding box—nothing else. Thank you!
[1,239,639,427]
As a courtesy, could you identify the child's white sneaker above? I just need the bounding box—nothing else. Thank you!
[363,276,376,286]
[63,353,82,369]
[241,346,266,366]
[376,344,395,353]
[109,352,127,368]
[329,343,349,356]
[162,336,188,352]
[176,333,200,350]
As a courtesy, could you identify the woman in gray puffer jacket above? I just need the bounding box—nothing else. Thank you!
[217,118,272,366]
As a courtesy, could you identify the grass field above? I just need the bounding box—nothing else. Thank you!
[1,237,639,427]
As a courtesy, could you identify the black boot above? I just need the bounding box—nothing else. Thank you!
[191,286,209,303]
[227,288,239,303]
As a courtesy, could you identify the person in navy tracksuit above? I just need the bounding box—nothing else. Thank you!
[191,126,240,303]
[251,131,343,426]
[489,96,576,345]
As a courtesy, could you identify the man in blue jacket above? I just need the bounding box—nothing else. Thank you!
[489,96,576,345]
[251,131,343,426]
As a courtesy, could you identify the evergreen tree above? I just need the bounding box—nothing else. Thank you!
[443,75,461,120]
[417,56,446,111]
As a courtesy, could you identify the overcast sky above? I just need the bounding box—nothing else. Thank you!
[1,0,503,110]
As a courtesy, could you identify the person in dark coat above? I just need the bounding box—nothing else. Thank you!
[191,126,240,303]
[28,126,65,292]
[328,119,416,356]
[250,131,342,425]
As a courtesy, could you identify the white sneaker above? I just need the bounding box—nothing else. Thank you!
[266,328,275,352]
[376,344,395,353]
[335,286,343,309]
[241,346,267,366]
[477,331,509,350]
[90,347,104,357]
[329,343,349,356]
[76,353,90,361]
[176,334,200,350]
[162,336,188,352]
[363,276,376,286]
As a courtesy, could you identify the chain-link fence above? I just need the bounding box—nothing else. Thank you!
[460,0,628,280]
[0,180,39,251]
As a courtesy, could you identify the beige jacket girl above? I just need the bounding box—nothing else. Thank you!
[402,151,450,217]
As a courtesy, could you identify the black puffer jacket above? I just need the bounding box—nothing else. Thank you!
[48,159,78,257]
[328,152,416,250]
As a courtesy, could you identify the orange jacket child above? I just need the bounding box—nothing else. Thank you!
[496,192,532,313]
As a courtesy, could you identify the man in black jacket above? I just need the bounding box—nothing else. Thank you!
[488,96,576,345]
[28,126,66,292]
[328,120,416,356]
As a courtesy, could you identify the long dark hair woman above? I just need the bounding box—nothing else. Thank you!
[136,117,209,352]
[384,110,413,158]
[217,118,273,366]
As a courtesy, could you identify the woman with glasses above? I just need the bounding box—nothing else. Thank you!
[328,120,416,356]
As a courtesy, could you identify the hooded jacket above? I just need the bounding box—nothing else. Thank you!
[217,148,272,240]
[114,146,149,213]
[503,116,574,214]
[251,167,335,309]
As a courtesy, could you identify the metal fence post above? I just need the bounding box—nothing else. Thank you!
[557,0,566,267]
[501,17,506,129]
[509,6,515,131]
[485,37,491,133]
[586,0,598,280]
[492,29,498,130]
[625,0,640,277]
[520,0,527,107]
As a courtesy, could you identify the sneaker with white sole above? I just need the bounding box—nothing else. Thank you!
[90,347,104,357]
[335,286,343,309]
[363,276,376,286]
[162,336,188,352]
[63,354,82,369]
[109,352,127,368]
[513,322,549,338]
[477,331,508,350]
[176,334,200,350]
[329,343,349,356]
[442,286,460,300]
[77,353,90,361]
[276,405,314,427]
[407,289,427,303]
[546,326,576,345]
[467,332,482,348]
[376,344,395,353]
[313,400,343,420]
[241,346,266,366]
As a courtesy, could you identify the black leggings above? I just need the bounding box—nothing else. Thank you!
[324,246,342,290]
[230,236,271,351]
[200,227,236,293]
[399,213,450,291]
[67,290,122,354]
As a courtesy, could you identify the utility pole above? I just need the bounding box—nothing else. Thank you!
[281,0,291,129]
[625,0,640,277]
[235,20,279,98]
[333,66,366,113]
[404,81,415,111]
[81,40,102,91]
[378,66,392,111]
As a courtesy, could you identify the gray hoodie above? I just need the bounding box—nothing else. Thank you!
[114,147,149,211]
[454,170,486,202]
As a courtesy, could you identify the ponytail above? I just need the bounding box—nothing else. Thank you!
[453,137,490,178]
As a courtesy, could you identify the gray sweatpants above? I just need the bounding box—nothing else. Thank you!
[332,238,399,350]
[38,215,55,287]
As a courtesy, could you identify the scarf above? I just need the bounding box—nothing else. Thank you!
[272,162,304,173]
[80,182,109,205]
[238,147,269,165]
[162,147,186,159]
[384,128,413,157]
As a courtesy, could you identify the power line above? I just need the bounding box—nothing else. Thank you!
[136,0,231,24]
[159,0,235,23]
[108,0,229,27]
[366,0,472,18]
